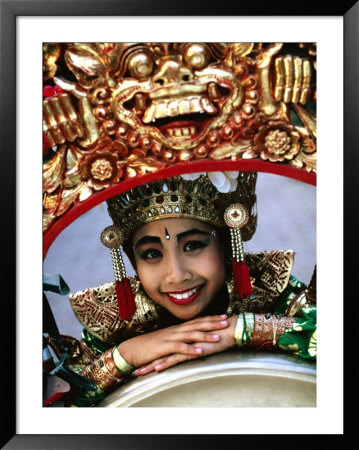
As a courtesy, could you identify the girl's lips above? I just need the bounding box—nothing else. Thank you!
[165,284,204,306]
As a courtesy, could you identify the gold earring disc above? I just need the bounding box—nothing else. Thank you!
[100,226,124,248]
[223,203,249,229]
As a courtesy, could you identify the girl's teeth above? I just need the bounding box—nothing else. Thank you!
[170,287,199,300]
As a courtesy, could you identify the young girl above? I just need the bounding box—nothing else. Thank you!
[63,171,316,406]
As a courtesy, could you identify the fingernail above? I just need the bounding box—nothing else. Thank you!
[220,314,227,318]
[220,320,228,325]
[194,347,202,354]
[155,365,162,370]
[212,334,220,339]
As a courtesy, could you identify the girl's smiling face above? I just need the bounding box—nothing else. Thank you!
[133,218,226,320]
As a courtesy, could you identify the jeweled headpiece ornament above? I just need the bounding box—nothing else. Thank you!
[223,203,253,300]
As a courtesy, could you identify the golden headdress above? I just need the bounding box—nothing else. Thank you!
[106,171,257,242]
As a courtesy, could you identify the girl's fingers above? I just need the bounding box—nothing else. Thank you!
[181,314,227,327]
[134,336,216,370]
[136,339,225,375]
[130,316,231,368]
[134,357,168,376]
[134,351,197,375]
[133,367,152,376]
[171,330,221,344]
[173,318,229,334]
[166,341,203,356]
[154,353,199,372]
[188,314,227,322]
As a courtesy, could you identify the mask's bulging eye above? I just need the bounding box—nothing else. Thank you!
[183,44,210,70]
[128,51,154,79]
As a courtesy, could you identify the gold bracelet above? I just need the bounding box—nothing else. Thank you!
[81,349,125,392]
[234,313,255,347]
[103,350,126,384]
[249,314,296,349]
[112,346,134,375]
[271,315,278,345]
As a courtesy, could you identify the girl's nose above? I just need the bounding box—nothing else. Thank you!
[165,253,192,285]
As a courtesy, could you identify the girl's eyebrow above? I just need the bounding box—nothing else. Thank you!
[134,235,162,249]
[176,228,211,241]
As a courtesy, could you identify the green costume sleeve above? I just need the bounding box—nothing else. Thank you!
[274,274,316,359]
[277,306,316,359]
[235,274,316,360]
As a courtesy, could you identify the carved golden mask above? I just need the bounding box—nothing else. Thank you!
[108,43,242,151]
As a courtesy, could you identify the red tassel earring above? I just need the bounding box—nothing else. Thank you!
[224,204,253,300]
[100,226,136,321]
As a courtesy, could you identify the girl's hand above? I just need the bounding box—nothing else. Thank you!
[118,314,230,370]
[133,315,237,376]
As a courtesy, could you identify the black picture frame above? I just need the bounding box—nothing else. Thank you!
[1,1,357,448]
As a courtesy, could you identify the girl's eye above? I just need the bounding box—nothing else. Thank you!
[183,239,208,252]
[141,249,162,261]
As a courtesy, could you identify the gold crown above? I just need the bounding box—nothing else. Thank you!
[106,172,257,242]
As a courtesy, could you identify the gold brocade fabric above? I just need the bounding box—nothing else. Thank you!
[69,277,161,346]
[69,250,294,347]
[239,250,294,313]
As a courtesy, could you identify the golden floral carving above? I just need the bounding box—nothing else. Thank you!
[250,120,315,163]
[253,121,301,162]
[80,149,125,190]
